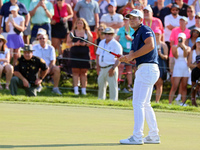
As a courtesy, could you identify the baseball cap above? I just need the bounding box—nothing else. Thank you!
[9,5,19,11]
[192,27,200,33]
[178,33,186,39]
[196,55,200,63]
[171,3,180,9]
[37,28,47,35]
[196,37,200,43]
[143,5,152,12]
[180,16,188,22]
[154,29,162,34]
[123,16,129,20]
[108,2,117,7]
[126,9,144,19]
[102,27,115,34]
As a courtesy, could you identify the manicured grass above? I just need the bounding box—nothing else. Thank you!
[0,103,200,150]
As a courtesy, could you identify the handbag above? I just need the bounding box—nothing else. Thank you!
[14,27,21,35]
[56,4,68,28]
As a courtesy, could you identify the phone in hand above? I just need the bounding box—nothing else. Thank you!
[9,14,13,20]
[178,38,182,43]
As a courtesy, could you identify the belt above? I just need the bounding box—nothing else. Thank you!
[100,64,113,68]
[34,23,48,26]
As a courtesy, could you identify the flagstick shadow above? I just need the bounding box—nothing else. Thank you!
[0,143,121,148]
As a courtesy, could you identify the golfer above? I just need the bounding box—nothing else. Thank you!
[118,9,160,145]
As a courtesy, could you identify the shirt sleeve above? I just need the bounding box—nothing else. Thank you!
[117,27,122,36]
[94,1,100,14]
[29,1,34,11]
[118,14,123,23]
[47,2,54,16]
[100,14,106,22]
[141,27,154,42]
[96,41,103,55]
[164,15,170,27]
[39,58,48,71]
[50,46,56,61]
[14,59,20,71]
[74,2,80,12]
[19,3,28,15]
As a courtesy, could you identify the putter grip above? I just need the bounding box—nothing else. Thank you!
[109,52,135,65]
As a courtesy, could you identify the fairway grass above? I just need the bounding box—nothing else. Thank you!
[0,103,200,150]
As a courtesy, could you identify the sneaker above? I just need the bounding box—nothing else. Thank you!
[127,86,133,92]
[180,102,188,107]
[175,94,181,101]
[37,85,43,92]
[120,135,144,145]
[52,88,62,95]
[143,135,160,144]
[123,88,130,93]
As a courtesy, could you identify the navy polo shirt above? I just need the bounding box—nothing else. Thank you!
[131,24,158,67]
[0,1,28,32]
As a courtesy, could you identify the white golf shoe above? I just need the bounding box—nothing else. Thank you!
[143,135,160,144]
[120,135,144,145]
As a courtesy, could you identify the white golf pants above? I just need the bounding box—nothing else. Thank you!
[132,63,160,138]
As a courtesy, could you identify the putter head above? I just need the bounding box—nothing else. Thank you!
[69,32,75,39]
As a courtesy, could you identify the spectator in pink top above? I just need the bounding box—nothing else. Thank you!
[143,5,164,41]
[51,0,73,56]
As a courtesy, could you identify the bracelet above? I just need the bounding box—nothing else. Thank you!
[44,9,47,11]
[39,77,43,80]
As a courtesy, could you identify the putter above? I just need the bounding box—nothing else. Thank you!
[69,32,135,65]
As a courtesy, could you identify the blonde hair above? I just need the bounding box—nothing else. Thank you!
[73,18,90,31]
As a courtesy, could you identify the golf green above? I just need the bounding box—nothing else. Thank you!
[0,103,200,150]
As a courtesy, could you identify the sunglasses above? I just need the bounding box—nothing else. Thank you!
[98,28,104,31]
[38,38,45,40]
[57,0,63,1]
[134,3,141,6]
[187,11,193,12]
[0,40,3,42]
[195,16,200,19]
[104,33,113,35]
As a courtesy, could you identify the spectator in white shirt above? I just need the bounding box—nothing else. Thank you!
[96,27,122,101]
[100,2,123,33]
[186,5,196,29]
[33,34,62,95]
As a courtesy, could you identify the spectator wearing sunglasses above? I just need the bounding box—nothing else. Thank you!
[100,2,123,33]
[33,34,62,95]
[186,5,195,29]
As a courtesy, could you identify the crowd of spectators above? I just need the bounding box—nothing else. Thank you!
[0,0,199,106]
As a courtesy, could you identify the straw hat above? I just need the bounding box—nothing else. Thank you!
[0,34,7,43]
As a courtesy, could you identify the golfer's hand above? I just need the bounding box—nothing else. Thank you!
[108,68,115,77]
[118,55,129,63]
[23,78,29,88]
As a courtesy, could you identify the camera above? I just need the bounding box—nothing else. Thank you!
[178,38,182,43]
[60,17,64,24]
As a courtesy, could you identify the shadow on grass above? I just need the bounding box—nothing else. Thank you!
[0,143,121,148]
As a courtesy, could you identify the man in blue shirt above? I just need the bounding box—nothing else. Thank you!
[119,9,160,145]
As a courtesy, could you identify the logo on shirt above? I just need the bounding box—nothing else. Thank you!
[146,32,152,34]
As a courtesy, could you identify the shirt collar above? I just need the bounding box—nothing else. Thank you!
[38,44,48,50]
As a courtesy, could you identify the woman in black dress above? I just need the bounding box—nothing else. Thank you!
[67,18,93,95]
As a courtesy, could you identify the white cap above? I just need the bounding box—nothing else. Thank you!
[143,5,152,12]
[37,28,47,35]
[9,5,19,11]
[192,27,200,33]
[196,37,200,43]
[180,16,188,22]
[126,9,144,19]
[178,33,186,39]
[108,2,117,7]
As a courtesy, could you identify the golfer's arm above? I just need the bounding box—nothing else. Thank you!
[128,37,154,60]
